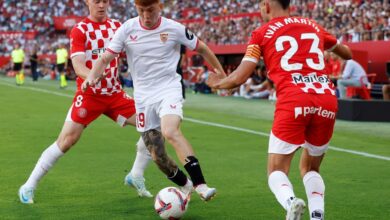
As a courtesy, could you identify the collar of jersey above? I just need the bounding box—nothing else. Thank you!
[139,16,162,30]
[86,17,108,25]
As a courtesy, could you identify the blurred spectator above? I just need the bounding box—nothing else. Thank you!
[29,46,39,82]
[383,77,390,100]
[194,65,212,94]
[55,43,68,88]
[0,0,389,58]
[337,59,368,99]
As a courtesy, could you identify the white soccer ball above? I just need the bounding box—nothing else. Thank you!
[154,187,189,219]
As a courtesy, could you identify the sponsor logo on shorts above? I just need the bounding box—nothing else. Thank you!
[294,106,335,119]
[78,108,87,118]
[170,104,176,109]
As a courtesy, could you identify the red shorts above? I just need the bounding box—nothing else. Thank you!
[65,90,136,126]
[270,93,337,155]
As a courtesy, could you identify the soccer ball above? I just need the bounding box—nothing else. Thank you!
[154,187,189,219]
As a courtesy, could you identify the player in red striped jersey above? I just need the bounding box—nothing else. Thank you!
[207,0,352,219]
[18,0,153,204]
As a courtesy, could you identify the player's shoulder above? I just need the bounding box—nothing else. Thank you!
[251,25,265,37]
[71,17,90,34]
[106,18,122,28]
[163,17,184,28]
[120,17,139,29]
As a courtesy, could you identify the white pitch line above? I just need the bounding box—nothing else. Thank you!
[185,116,390,162]
[2,79,389,161]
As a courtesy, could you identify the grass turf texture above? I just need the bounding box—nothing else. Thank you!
[0,76,389,219]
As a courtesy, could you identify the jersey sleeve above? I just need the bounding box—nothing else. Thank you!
[176,23,198,51]
[70,27,86,58]
[107,23,126,54]
[319,25,338,51]
[242,30,262,64]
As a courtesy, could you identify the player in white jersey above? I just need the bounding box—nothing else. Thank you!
[18,0,153,204]
[82,0,226,201]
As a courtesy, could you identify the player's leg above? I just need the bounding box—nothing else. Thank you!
[161,114,216,201]
[58,64,67,88]
[135,102,193,197]
[300,149,325,220]
[19,121,84,204]
[268,151,306,220]
[19,92,102,204]
[20,69,25,85]
[268,99,308,219]
[14,63,21,85]
[300,94,336,220]
[141,129,192,196]
[124,136,153,198]
[106,92,152,197]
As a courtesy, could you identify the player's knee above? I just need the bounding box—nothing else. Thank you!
[57,133,80,152]
[142,129,164,155]
[161,127,181,142]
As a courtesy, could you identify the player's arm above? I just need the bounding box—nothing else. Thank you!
[331,44,352,60]
[71,54,91,79]
[195,40,225,76]
[81,51,117,91]
[320,24,352,60]
[207,60,257,89]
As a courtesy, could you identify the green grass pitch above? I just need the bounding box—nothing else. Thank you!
[0,76,389,219]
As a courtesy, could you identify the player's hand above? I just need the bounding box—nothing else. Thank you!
[207,68,226,88]
[81,78,94,92]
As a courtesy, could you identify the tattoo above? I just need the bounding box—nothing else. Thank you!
[142,129,177,175]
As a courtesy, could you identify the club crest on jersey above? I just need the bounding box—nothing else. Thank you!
[160,33,168,43]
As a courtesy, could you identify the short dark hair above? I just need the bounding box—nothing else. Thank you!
[276,0,290,9]
[135,0,160,6]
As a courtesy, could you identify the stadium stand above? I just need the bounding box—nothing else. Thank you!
[0,0,389,56]
[0,0,389,99]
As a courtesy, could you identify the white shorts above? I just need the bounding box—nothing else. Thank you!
[268,132,329,156]
[135,94,183,132]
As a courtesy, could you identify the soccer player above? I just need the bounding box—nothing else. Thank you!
[207,0,352,219]
[11,42,25,86]
[18,0,153,204]
[82,0,224,201]
[56,43,69,89]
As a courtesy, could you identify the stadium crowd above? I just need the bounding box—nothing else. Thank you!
[1,0,389,56]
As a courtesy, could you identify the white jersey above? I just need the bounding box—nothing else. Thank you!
[107,16,198,106]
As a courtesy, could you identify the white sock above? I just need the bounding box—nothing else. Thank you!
[268,171,296,210]
[24,142,64,189]
[303,171,325,219]
[129,137,152,178]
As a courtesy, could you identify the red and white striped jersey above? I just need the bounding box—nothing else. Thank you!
[70,18,122,95]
